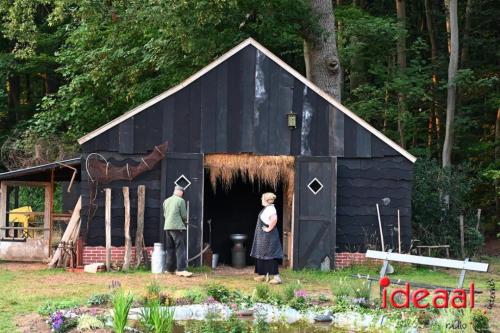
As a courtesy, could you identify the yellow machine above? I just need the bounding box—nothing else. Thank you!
[8,206,34,238]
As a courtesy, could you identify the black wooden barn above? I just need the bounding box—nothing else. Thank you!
[78,38,416,270]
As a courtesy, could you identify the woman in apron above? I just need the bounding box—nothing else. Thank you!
[250,192,283,284]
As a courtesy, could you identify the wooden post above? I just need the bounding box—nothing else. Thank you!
[122,187,132,271]
[44,183,52,258]
[460,215,465,258]
[0,182,7,239]
[376,204,385,251]
[135,185,145,269]
[397,209,401,253]
[48,169,55,257]
[105,188,112,272]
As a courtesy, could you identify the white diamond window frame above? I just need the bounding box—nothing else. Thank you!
[174,174,192,190]
[307,177,324,195]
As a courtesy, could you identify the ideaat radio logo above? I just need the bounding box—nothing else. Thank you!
[379,276,475,309]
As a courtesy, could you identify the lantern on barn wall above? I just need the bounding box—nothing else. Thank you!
[287,111,297,129]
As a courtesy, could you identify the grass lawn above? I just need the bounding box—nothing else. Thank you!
[0,256,498,332]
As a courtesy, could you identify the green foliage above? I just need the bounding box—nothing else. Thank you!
[76,314,104,331]
[251,284,271,302]
[139,299,174,333]
[205,283,231,303]
[412,158,484,256]
[37,299,80,316]
[86,293,110,306]
[331,277,370,301]
[181,288,205,304]
[112,291,133,333]
[471,309,490,333]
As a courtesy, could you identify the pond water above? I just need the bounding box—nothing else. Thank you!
[169,321,349,333]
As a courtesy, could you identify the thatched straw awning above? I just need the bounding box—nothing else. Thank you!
[204,154,295,200]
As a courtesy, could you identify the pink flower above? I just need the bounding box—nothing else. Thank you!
[294,290,307,298]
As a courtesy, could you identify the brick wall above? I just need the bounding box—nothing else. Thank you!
[334,252,368,268]
[83,247,368,269]
[82,246,153,265]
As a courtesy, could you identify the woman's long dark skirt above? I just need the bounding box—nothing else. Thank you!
[255,258,279,275]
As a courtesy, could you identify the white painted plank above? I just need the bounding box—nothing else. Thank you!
[366,250,489,272]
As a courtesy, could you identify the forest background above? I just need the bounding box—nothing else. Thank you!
[0,0,497,256]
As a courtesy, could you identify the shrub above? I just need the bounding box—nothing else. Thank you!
[471,309,489,333]
[251,284,271,302]
[205,283,231,303]
[112,291,134,333]
[182,288,205,304]
[87,293,111,306]
[38,300,80,316]
[331,277,354,299]
[77,314,105,331]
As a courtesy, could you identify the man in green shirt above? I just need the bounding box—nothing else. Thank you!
[163,185,192,277]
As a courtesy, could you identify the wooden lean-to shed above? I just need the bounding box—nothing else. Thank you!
[78,38,416,270]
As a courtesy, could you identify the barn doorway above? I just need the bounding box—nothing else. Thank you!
[203,154,294,268]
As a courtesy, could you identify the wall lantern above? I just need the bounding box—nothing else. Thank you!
[287,111,297,129]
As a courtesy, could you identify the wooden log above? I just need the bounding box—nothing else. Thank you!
[135,185,145,269]
[48,196,82,268]
[105,188,111,272]
[122,187,131,271]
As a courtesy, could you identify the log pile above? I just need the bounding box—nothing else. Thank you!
[48,196,82,268]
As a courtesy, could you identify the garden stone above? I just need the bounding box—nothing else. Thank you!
[235,309,254,316]
[314,314,333,322]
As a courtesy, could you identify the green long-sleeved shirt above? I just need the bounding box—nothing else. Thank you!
[163,195,187,230]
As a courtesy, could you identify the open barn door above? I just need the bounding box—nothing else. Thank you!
[161,153,204,266]
[293,156,337,270]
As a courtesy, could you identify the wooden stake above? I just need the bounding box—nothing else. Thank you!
[135,185,145,269]
[460,215,465,258]
[397,209,401,253]
[376,204,385,251]
[475,209,481,231]
[123,187,131,271]
[105,188,111,272]
[48,197,81,268]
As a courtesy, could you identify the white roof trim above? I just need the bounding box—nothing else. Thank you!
[78,38,416,163]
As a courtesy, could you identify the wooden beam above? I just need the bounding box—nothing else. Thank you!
[48,196,81,268]
[366,250,489,272]
[122,187,131,271]
[135,185,145,269]
[105,188,111,272]
[0,182,7,239]
[48,169,55,257]
[2,181,50,187]
[44,183,52,258]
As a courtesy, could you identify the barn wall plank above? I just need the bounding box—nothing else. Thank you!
[240,46,256,152]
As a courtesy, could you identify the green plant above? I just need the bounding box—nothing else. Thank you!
[112,291,134,333]
[205,283,231,303]
[37,300,80,316]
[76,314,104,331]
[331,277,354,299]
[251,284,271,302]
[87,293,111,306]
[471,309,490,333]
[352,280,371,300]
[182,288,205,304]
[140,299,174,333]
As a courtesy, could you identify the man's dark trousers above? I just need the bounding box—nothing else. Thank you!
[165,230,187,272]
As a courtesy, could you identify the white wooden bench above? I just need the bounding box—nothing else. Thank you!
[364,250,489,290]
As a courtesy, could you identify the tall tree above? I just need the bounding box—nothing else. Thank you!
[304,0,342,101]
[442,0,459,168]
[395,0,407,148]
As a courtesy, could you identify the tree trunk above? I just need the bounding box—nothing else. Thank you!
[425,0,439,150]
[460,0,472,68]
[442,0,459,168]
[396,0,407,148]
[304,0,342,102]
[495,108,500,225]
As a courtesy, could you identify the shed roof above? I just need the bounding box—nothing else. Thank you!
[78,38,416,163]
[0,158,81,182]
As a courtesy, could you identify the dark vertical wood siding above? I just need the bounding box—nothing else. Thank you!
[336,156,413,252]
[79,43,414,259]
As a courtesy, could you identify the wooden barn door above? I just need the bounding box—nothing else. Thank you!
[161,153,204,266]
[293,156,337,270]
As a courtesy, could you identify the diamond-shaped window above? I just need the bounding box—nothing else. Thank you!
[307,178,324,195]
[174,175,191,190]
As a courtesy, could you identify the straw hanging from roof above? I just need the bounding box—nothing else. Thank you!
[204,154,295,200]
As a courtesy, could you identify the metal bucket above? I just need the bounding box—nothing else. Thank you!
[212,253,219,269]
[151,242,165,274]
